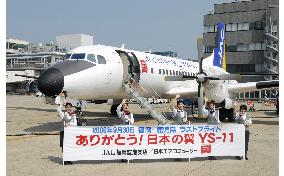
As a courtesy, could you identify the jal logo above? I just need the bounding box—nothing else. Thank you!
[140,60,148,73]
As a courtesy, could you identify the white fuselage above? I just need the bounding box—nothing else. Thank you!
[62,45,229,100]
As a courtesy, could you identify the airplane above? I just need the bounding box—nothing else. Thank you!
[36,22,278,124]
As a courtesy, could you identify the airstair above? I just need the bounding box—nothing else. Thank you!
[122,76,168,125]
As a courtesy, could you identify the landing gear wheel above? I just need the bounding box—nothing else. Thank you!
[110,104,119,116]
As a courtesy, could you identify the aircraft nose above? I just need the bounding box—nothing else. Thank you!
[38,68,64,97]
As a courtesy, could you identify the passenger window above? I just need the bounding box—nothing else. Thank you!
[151,68,154,74]
[166,70,168,75]
[97,55,106,64]
[169,70,172,75]
[159,69,161,74]
[173,70,175,75]
[162,69,165,75]
[176,71,179,75]
[87,54,97,63]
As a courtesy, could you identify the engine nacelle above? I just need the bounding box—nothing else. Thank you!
[204,80,237,109]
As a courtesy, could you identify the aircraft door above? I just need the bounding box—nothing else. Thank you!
[116,50,140,83]
[127,52,140,83]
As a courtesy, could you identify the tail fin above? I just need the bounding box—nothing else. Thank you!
[213,22,226,71]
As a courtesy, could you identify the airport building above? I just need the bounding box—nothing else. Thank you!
[56,34,93,51]
[6,40,65,93]
[201,0,278,82]
[200,0,279,100]
[6,38,29,54]
[6,34,94,94]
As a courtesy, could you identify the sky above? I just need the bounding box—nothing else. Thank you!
[7,0,230,59]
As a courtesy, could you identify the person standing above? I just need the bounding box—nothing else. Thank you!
[204,100,220,160]
[235,104,252,160]
[116,100,134,125]
[116,100,134,162]
[170,100,190,125]
[170,99,190,161]
[57,102,77,165]
[206,100,221,125]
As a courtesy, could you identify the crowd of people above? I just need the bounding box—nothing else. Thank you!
[169,98,251,160]
[113,97,251,161]
[56,90,255,164]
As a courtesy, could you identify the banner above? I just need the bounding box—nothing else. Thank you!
[63,125,245,161]
[213,22,226,69]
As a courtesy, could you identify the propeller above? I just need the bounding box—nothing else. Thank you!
[164,57,279,118]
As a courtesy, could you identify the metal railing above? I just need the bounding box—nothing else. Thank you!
[123,73,170,124]
[7,63,51,69]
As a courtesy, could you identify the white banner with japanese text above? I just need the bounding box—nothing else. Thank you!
[63,124,245,161]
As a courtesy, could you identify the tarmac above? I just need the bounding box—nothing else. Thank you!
[6,95,279,176]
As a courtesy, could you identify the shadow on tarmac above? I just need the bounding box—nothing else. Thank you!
[250,119,278,125]
[7,106,154,122]
[22,113,154,133]
[263,111,278,117]
[46,156,63,165]
[46,156,241,165]
[24,122,61,132]
[7,107,56,112]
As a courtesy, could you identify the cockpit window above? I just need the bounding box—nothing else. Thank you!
[71,53,86,60]
[63,54,71,60]
[97,55,106,64]
[87,54,97,63]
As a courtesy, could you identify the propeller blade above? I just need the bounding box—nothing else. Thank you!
[205,73,279,81]
[239,73,279,76]
[199,57,203,73]
[164,76,184,81]
[182,75,196,79]
[197,82,204,118]
[164,76,195,81]
[205,74,242,81]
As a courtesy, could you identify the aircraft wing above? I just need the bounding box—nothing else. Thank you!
[227,80,279,94]
[165,80,278,98]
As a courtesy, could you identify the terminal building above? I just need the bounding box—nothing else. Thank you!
[6,38,29,54]
[199,0,279,100]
